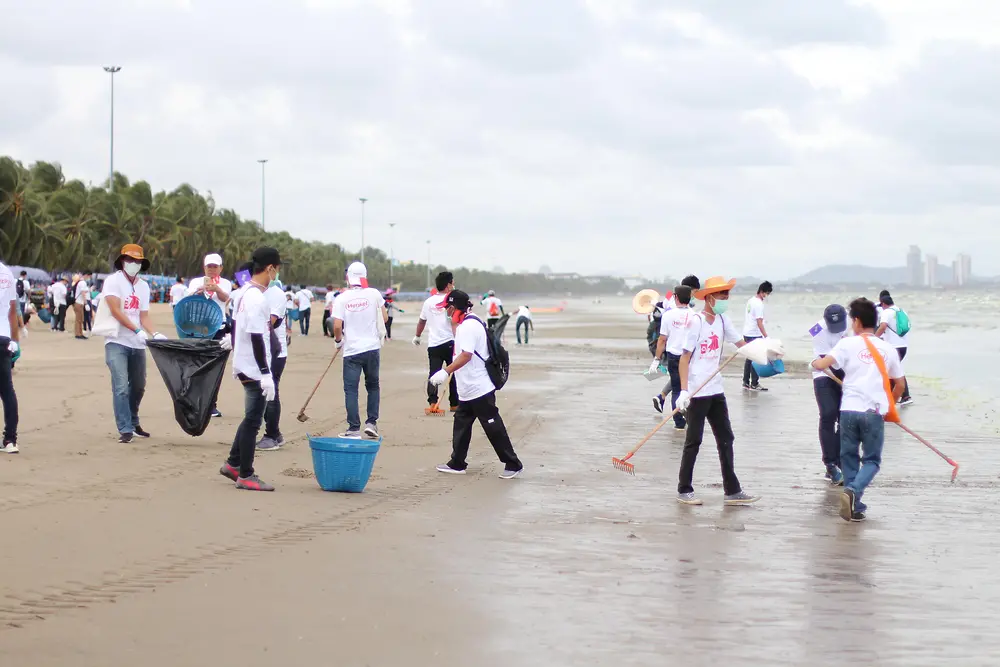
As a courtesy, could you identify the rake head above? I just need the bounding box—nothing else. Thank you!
[424,405,446,416]
[296,411,310,423]
[951,463,960,483]
[612,457,635,475]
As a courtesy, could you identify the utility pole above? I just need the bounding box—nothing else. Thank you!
[389,223,396,288]
[257,159,268,230]
[359,198,368,263]
[426,239,431,291]
[103,66,121,191]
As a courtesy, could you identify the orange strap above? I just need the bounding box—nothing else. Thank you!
[861,334,900,423]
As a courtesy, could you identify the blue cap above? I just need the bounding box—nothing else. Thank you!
[824,304,848,334]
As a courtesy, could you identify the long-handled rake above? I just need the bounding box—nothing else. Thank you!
[425,374,452,416]
[821,369,959,481]
[296,348,341,422]
[613,351,742,475]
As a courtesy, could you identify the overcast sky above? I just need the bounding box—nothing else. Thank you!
[2,0,999,279]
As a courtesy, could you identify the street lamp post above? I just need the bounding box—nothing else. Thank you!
[388,223,396,288]
[257,159,268,230]
[359,198,368,263]
[426,239,431,291]
[103,66,121,191]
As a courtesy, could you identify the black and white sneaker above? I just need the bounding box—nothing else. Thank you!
[840,488,856,522]
[340,429,362,439]
[652,395,664,413]
[134,426,151,438]
[899,396,914,407]
[750,384,768,392]
[499,468,522,480]
[850,511,867,522]
[436,463,466,475]
[118,432,134,443]
[364,423,379,438]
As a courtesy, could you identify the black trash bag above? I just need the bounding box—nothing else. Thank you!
[147,339,230,437]
[491,314,511,339]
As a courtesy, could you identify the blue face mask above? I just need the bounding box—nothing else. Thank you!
[711,298,730,315]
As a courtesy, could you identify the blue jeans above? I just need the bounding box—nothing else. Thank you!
[666,352,685,428]
[105,343,146,435]
[343,349,380,430]
[839,410,885,512]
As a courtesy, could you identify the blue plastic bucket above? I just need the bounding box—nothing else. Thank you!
[309,435,381,493]
[37,308,51,324]
[751,358,786,379]
[173,295,224,339]
[288,308,301,322]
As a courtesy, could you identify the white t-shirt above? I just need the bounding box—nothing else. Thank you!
[170,283,187,305]
[265,285,289,358]
[482,296,503,318]
[17,278,29,304]
[101,271,151,349]
[51,282,68,307]
[230,284,250,323]
[682,313,742,398]
[829,335,904,415]
[809,320,846,380]
[515,306,533,321]
[331,287,385,357]
[324,291,336,313]
[419,294,454,347]
[74,280,89,303]
[454,316,495,401]
[659,307,695,356]
[186,276,233,309]
[233,286,271,380]
[879,306,909,348]
[0,264,16,339]
[742,296,766,337]
[296,289,313,311]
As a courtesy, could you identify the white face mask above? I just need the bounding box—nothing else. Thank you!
[123,262,142,277]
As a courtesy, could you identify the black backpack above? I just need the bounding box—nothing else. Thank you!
[470,315,510,390]
[15,280,24,299]
[67,282,77,306]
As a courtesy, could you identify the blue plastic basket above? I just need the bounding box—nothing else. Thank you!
[173,295,224,339]
[752,358,786,379]
[309,435,382,493]
[37,308,51,324]
[288,308,301,322]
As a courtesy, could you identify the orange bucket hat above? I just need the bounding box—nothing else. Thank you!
[114,243,151,271]
[693,276,737,300]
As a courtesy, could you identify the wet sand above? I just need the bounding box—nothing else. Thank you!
[0,302,997,666]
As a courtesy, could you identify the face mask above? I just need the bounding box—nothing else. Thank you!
[123,262,141,278]
[268,268,280,285]
[451,310,466,325]
[711,298,729,315]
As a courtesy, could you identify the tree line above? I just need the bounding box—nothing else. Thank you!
[0,157,626,294]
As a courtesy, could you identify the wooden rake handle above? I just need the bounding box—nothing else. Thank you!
[298,348,341,417]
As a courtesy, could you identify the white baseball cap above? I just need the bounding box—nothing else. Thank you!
[204,253,223,266]
[346,261,368,287]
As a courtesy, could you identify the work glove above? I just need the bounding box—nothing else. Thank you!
[136,330,149,343]
[7,341,18,356]
[430,369,449,386]
[334,338,344,349]
[412,336,421,346]
[152,332,168,341]
[675,390,691,413]
[219,336,232,351]
[260,374,276,402]
[648,359,661,375]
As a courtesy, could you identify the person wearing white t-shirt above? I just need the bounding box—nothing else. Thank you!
[741,281,772,391]
[16,271,30,322]
[875,293,912,406]
[50,277,68,332]
[481,290,504,329]
[0,262,21,453]
[258,271,290,452]
[296,286,314,335]
[322,283,336,337]
[332,262,387,438]
[102,244,166,443]
[187,254,232,417]
[674,277,759,506]
[431,290,523,479]
[651,285,696,430]
[809,304,849,485]
[72,273,91,339]
[812,298,906,522]
[218,248,282,492]
[514,305,534,345]
[169,277,187,309]
[649,275,701,415]
[413,271,459,413]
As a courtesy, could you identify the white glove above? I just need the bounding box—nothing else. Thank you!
[152,332,168,341]
[136,330,149,343]
[219,336,232,351]
[412,336,421,346]
[430,369,449,386]
[648,359,661,374]
[260,374,276,402]
[7,341,18,355]
[334,338,344,349]
[675,390,691,413]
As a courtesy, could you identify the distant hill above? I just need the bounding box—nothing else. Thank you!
[789,264,957,286]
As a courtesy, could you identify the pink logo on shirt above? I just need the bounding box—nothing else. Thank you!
[700,333,720,355]
[346,298,370,312]
[858,349,888,365]
[123,294,140,310]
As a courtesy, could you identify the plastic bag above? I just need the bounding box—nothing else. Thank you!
[147,339,230,436]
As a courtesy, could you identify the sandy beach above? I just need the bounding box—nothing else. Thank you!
[1,298,998,666]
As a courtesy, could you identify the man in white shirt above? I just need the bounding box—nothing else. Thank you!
[296,286,314,335]
[481,290,504,329]
[322,283,336,337]
[432,290,523,479]
[101,244,166,443]
[50,276,68,332]
[332,262,387,438]
[812,298,906,522]
[514,305,534,345]
[16,271,30,322]
[73,272,91,339]
[649,275,701,415]
[741,280,772,391]
[413,271,458,413]
[258,266,290,451]
[809,304,848,485]
[674,276,759,506]
[875,293,912,406]
[0,262,21,453]
[651,285,695,430]
[218,248,281,492]
[186,254,231,417]
[169,277,187,308]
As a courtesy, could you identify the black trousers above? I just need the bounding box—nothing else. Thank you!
[322,313,333,337]
[666,352,685,428]
[427,341,458,407]
[895,347,910,400]
[263,356,286,439]
[0,345,17,444]
[742,335,761,385]
[813,370,845,467]
[677,394,741,495]
[55,305,67,331]
[449,391,522,471]
[228,375,266,479]
[386,316,393,339]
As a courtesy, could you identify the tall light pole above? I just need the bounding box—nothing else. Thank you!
[257,159,268,230]
[359,197,368,263]
[103,66,121,191]
[426,239,431,291]
[388,223,396,288]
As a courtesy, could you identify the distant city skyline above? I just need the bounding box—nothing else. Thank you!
[907,246,971,288]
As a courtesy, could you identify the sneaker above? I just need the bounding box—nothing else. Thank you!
[499,468,522,480]
[899,396,914,407]
[652,395,664,413]
[133,426,151,438]
[1,441,19,454]
[850,511,867,522]
[256,436,282,451]
[724,491,760,506]
[677,492,703,505]
[840,488,856,522]
[211,409,223,418]
[364,423,379,438]
[742,383,752,390]
[74,335,87,340]
[436,463,466,475]
[340,429,362,439]
[118,432,133,443]
[673,424,686,431]
[750,384,768,392]
[236,475,275,491]
[219,462,240,482]
[826,464,844,486]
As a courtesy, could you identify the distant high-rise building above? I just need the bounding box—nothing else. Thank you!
[925,254,939,288]
[906,245,924,286]
[954,253,972,286]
